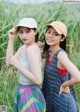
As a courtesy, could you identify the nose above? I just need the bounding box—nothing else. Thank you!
[22,33,26,38]
[48,33,53,38]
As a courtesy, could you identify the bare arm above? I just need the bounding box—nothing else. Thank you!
[6,39,14,67]
[58,51,80,87]
[6,28,22,67]
[6,28,17,67]
[26,46,42,84]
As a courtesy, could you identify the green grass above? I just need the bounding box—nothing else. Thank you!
[0,66,18,112]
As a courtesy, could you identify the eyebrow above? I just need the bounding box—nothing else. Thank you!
[48,29,58,33]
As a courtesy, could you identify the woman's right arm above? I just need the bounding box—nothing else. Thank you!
[6,28,19,67]
[6,39,14,67]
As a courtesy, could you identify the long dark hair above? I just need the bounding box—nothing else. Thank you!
[33,28,39,42]
[60,35,66,51]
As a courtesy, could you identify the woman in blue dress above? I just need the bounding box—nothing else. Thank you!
[42,21,80,112]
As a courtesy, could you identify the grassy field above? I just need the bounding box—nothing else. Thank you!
[0,1,80,111]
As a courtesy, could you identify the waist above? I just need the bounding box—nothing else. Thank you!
[17,81,38,90]
[19,73,31,82]
[19,80,34,85]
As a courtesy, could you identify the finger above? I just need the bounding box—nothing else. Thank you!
[59,90,62,95]
[8,28,17,34]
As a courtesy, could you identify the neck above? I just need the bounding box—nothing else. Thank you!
[26,41,35,47]
[50,45,60,55]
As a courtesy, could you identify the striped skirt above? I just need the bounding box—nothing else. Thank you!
[14,83,46,112]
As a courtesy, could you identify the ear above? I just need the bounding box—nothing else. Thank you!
[60,37,65,42]
[34,30,38,35]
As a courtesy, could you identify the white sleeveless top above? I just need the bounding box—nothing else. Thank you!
[18,44,42,83]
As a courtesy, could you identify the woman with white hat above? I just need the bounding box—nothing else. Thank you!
[6,18,46,112]
[42,21,80,112]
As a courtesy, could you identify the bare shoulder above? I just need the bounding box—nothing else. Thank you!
[26,44,40,59]
[57,50,71,69]
[26,44,40,54]
[17,45,26,53]
[19,44,25,50]
[58,50,68,60]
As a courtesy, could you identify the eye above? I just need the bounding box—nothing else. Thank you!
[18,30,23,34]
[26,29,31,33]
[54,33,60,36]
[47,30,51,34]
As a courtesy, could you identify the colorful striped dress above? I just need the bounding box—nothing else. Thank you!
[42,49,79,112]
[14,83,46,112]
[14,45,46,112]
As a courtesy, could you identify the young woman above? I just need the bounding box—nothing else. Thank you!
[6,18,46,112]
[42,21,80,112]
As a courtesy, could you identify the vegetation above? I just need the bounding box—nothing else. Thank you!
[0,1,80,111]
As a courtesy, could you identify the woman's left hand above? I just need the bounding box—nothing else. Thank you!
[9,55,19,67]
[59,85,70,95]
[37,41,43,48]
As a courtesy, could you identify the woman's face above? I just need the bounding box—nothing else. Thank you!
[45,27,64,46]
[18,27,37,46]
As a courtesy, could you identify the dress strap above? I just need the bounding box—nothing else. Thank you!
[51,48,65,68]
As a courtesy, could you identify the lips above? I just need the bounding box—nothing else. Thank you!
[46,38,54,42]
[22,39,28,41]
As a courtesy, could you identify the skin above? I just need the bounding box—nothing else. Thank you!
[45,27,80,95]
[6,27,42,85]
[18,27,37,46]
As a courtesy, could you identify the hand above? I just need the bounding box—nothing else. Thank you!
[59,85,70,95]
[37,41,43,48]
[8,28,17,40]
[9,55,19,67]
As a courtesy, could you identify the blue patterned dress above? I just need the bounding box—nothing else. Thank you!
[42,49,79,112]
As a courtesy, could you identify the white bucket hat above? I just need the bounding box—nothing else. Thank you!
[15,18,38,29]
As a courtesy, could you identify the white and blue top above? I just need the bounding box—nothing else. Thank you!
[18,44,42,83]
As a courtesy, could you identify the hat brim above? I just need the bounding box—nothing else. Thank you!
[15,24,37,29]
[46,24,63,35]
[14,24,38,32]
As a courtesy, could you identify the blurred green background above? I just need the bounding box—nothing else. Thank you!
[0,1,80,111]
